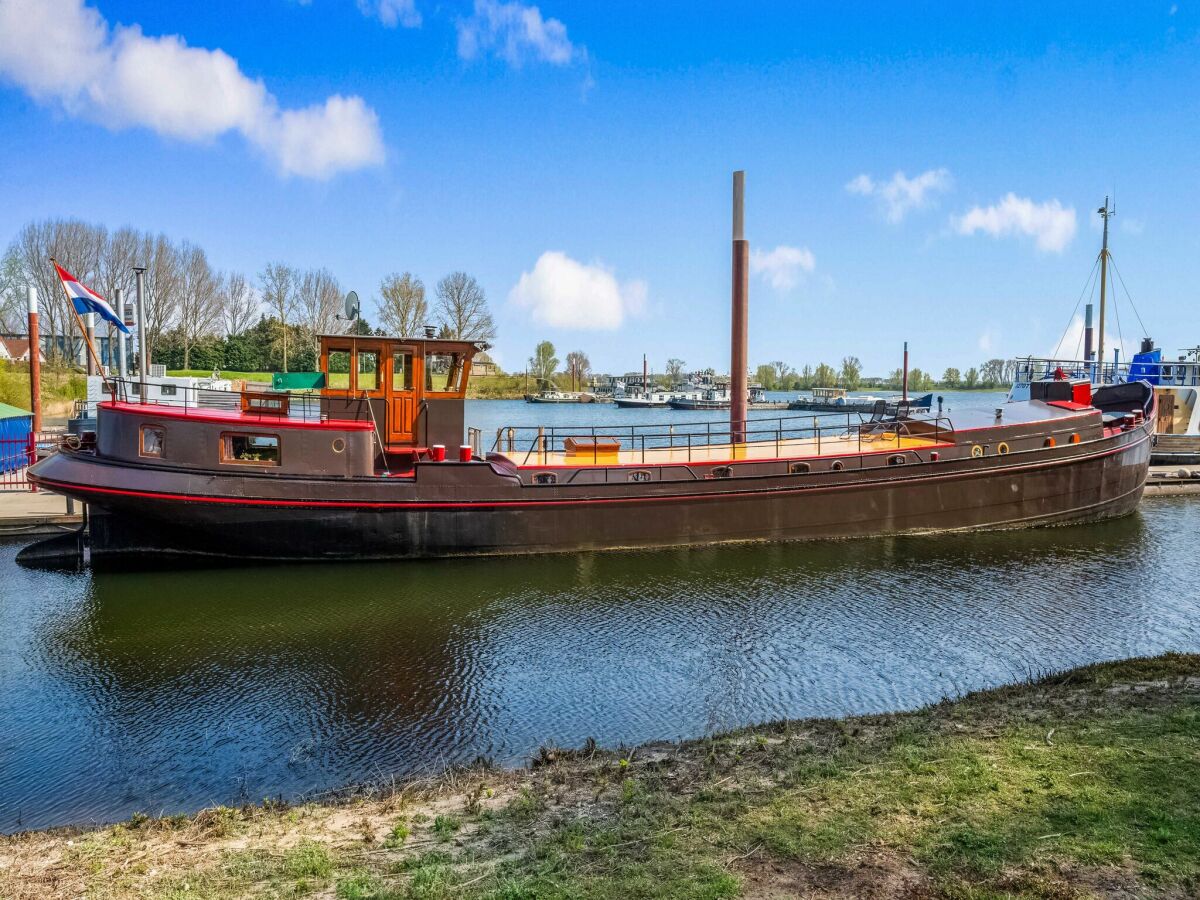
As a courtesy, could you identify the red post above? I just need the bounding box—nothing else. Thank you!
[902,341,909,402]
[731,171,749,443]
[28,286,41,434]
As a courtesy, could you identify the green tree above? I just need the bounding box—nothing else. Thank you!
[813,362,838,388]
[529,340,558,387]
[754,363,777,391]
[963,367,980,389]
[980,358,1006,387]
[796,364,815,389]
[564,350,591,390]
[941,367,961,388]
[840,356,863,390]
[665,358,686,386]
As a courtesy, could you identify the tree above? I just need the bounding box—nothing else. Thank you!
[377,272,427,337]
[885,368,904,390]
[980,358,1006,387]
[839,356,863,390]
[176,243,222,369]
[140,232,184,364]
[963,367,980,389]
[665,358,686,386]
[222,272,258,336]
[529,340,558,387]
[564,350,591,390]
[796,364,815,390]
[941,367,961,388]
[260,262,295,372]
[435,272,495,342]
[295,267,344,355]
[754,364,777,391]
[811,362,837,388]
[0,250,24,334]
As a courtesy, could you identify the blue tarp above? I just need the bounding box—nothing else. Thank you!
[1129,349,1162,386]
[0,402,33,474]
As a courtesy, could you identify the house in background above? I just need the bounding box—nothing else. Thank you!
[0,335,45,363]
[471,351,499,376]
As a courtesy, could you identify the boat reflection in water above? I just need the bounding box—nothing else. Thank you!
[9,501,1200,832]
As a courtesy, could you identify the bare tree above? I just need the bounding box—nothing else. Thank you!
[295,267,344,354]
[377,272,427,337]
[0,250,24,333]
[139,232,183,364]
[528,340,557,387]
[221,272,259,337]
[434,272,495,342]
[176,243,223,369]
[564,350,591,390]
[260,262,296,371]
[665,358,686,385]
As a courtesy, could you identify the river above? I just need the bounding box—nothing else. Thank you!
[2,393,1198,832]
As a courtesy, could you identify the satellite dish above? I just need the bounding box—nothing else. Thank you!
[343,290,360,321]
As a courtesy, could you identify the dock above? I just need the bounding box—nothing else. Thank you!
[0,490,82,535]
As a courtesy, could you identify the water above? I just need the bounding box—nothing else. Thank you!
[3,391,1198,833]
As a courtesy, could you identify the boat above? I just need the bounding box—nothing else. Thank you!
[668,384,766,411]
[788,388,935,415]
[18,174,1154,568]
[526,390,595,403]
[1007,198,1200,464]
[613,389,673,409]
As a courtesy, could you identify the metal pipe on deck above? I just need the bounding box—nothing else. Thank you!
[27,286,41,434]
[730,171,749,443]
[1084,303,1094,361]
[115,288,128,378]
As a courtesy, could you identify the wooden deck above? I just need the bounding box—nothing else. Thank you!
[520,431,949,468]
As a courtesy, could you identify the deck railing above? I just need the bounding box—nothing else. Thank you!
[95,378,372,424]
[1014,355,1200,388]
[491,411,955,467]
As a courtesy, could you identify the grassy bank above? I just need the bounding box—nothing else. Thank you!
[4,654,1198,899]
[166,370,274,382]
[0,363,86,419]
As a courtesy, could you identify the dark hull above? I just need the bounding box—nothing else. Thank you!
[27,423,1151,565]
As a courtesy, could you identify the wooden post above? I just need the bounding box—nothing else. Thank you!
[27,286,41,434]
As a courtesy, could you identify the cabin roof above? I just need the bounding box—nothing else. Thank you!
[318,333,489,351]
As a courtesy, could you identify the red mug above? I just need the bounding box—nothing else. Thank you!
[431,444,446,462]
[459,445,473,462]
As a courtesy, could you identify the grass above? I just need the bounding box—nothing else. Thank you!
[3,653,1199,899]
[0,361,86,418]
[166,369,274,382]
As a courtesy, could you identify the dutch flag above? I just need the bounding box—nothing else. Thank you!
[53,262,130,334]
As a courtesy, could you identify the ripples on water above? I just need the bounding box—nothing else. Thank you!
[2,490,1199,831]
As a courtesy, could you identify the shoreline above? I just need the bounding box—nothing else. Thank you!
[4,653,1198,898]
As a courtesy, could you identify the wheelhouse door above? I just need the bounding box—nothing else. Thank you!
[387,347,420,444]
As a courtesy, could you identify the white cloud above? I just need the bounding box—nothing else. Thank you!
[357,0,421,28]
[845,168,952,222]
[954,193,1077,253]
[1121,217,1145,235]
[457,0,578,66]
[0,0,385,179]
[509,252,645,330]
[750,245,816,291]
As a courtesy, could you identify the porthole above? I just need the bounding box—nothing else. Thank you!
[1070,433,1081,444]
[789,462,811,475]
[533,472,557,485]
[628,470,652,483]
[830,460,845,472]
[997,442,1010,455]
[888,454,906,466]
[711,466,732,479]
[331,438,346,454]
[971,444,985,458]
[1044,437,1057,448]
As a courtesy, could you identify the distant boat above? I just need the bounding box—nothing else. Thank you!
[526,390,595,404]
[668,385,765,411]
[613,389,672,408]
[789,388,932,415]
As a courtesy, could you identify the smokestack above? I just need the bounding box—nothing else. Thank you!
[902,341,909,401]
[1084,303,1094,361]
[134,266,148,402]
[28,286,41,434]
[115,288,128,378]
[730,171,749,443]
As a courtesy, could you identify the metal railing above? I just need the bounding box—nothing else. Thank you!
[491,411,954,467]
[1,431,68,491]
[95,378,372,425]
[1013,355,1200,388]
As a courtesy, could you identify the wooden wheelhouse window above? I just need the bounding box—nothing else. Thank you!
[392,351,414,390]
[425,352,464,393]
[139,425,164,458]
[357,350,381,392]
[221,433,281,466]
[327,348,351,389]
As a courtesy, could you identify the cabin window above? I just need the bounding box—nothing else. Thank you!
[160,384,177,397]
[711,466,732,479]
[139,425,164,458]
[426,352,464,393]
[628,470,652,483]
[533,472,557,485]
[789,462,810,474]
[888,454,906,466]
[327,349,351,389]
[830,460,845,471]
[222,433,280,466]
[357,350,381,392]
[392,351,414,390]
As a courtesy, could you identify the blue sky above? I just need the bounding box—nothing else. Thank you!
[1,0,1197,376]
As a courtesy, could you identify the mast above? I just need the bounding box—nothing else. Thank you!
[1096,197,1114,372]
[730,171,749,442]
[642,353,647,396]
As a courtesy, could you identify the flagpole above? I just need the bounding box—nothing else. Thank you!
[50,257,111,390]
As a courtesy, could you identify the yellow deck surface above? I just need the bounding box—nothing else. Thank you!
[518,432,947,468]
